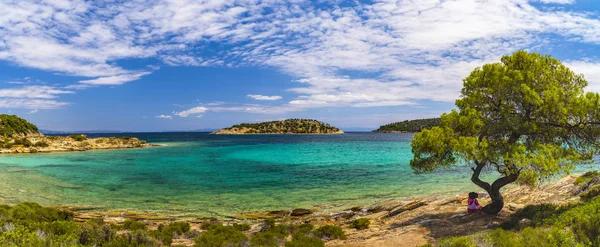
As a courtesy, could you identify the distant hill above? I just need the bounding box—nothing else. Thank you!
[213,119,344,134]
[374,118,441,133]
[0,114,40,137]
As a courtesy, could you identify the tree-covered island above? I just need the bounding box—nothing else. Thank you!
[374,118,441,133]
[212,119,344,134]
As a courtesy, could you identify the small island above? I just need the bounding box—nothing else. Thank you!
[374,118,440,133]
[212,119,344,134]
[0,114,154,154]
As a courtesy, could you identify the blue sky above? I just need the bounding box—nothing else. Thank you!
[2,0,600,131]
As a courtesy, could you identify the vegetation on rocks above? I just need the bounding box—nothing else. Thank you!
[348,218,370,230]
[213,119,343,134]
[0,114,39,137]
[374,118,441,133]
[0,202,344,247]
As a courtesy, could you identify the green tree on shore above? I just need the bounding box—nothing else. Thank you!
[410,50,600,214]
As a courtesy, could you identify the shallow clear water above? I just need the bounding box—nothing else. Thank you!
[0,133,595,217]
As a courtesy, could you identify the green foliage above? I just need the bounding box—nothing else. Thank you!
[232,223,250,231]
[375,118,441,133]
[221,119,341,134]
[290,223,314,235]
[12,138,32,147]
[69,134,88,141]
[580,184,600,200]
[439,236,477,247]
[284,233,325,247]
[194,225,247,247]
[33,141,49,147]
[312,225,346,240]
[122,219,147,231]
[348,218,370,230]
[410,51,600,213]
[0,114,39,137]
[574,171,600,185]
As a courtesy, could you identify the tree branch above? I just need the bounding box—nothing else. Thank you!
[471,161,491,192]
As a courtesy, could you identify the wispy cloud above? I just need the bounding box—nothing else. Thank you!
[247,94,282,101]
[0,85,73,109]
[155,114,172,119]
[2,0,600,114]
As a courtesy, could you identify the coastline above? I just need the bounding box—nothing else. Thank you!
[0,135,160,154]
[40,174,581,246]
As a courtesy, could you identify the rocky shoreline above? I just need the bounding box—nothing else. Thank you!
[0,134,158,154]
[55,174,587,247]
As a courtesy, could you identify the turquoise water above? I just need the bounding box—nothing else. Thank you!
[0,133,594,217]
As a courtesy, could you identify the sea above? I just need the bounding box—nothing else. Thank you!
[0,132,594,218]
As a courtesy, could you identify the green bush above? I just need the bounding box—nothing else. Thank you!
[580,184,600,201]
[34,141,49,147]
[122,219,147,231]
[77,220,116,245]
[233,223,251,231]
[12,138,32,147]
[349,218,370,230]
[285,233,325,247]
[312,225,346,240]
[290,223,314,235]
[439,236,477,247]
[69,134,87,141]
[194,225,247,247]
[574,171,600,185]
[104,230,161,247]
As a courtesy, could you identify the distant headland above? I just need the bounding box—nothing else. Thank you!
[0,114,156,154]
[212,119,344,134]
[374,118,440,133]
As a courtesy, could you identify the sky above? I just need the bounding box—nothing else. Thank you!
[2,0,600,131]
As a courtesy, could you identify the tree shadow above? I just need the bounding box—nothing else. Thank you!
[388,210,509,240]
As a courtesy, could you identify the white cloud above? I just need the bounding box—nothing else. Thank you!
[0,86,73,99]
[155,114,172,119]
[2,0,600,113]
[538,0,575,4]
[173,106,208,117]
[79,72,151,85]
[247,94,282,101]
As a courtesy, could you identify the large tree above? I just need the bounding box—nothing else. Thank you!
[410,51,600,214]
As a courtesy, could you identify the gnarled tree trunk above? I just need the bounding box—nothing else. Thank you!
[471,161,520,215]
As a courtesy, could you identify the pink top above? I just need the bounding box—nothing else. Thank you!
[467,198,480,210]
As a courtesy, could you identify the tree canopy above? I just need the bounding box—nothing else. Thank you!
[410,50,600,214]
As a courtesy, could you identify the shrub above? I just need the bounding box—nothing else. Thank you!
[0,225,44,247]
[77,220,116,245]
[104,230,161,247]
[233,223,251,231]
[10,202,73,223]
[349,218,370,230]
[69,134,87,141]
[33,141,49,147]
[580,184,600,201]
[312,225,346,240]
[122,219,147,231]
[194,225,247,247]
[574,171,600,185]
[439,236,477,247]
[285,233,325,247]
[290,223,313,235]
[200,220,221,230]
[13,138,32,147]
